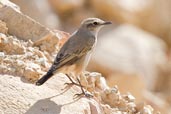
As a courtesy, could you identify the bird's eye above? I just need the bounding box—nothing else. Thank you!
[93,22,98,25]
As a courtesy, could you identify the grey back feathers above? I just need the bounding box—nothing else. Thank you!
[53,27,96,69]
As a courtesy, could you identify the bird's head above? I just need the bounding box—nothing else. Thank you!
[80,18,112,33]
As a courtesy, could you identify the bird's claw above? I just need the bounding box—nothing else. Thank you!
[73,92,93,99]
[62,81,83,91]
[61,82,75,91]
[64,82,73,86]
[64,82,81,87]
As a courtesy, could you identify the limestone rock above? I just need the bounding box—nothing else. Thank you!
[0,73,157,114]
[48,0,85,17]
[89,24,167,89]
[11,0,60,29]
[0,1,61,53]
[53,30,70,48]
[0,0,19,10]
[0,74,99,114]
[0,33,49,82]
[0,20,8,34]
[0,33,25,54]
[0,4,59,45]
[33,32,59,53]
[152,61,171,108]
[48,0,94,32]
[0,6,46,41]
[90,0,171,47]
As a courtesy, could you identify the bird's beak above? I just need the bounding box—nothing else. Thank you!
[101,21,112,25]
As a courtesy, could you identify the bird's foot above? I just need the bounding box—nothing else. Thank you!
[64,74,82,87]
[62,81,80,91]
[64,82,80,87]
[62,74,82,91]
[73,91,93,99]
[73,78,93,99]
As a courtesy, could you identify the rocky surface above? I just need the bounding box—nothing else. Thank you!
[0,73,158,114]
[89,24,167,89]
[11,0,60,29]
[88,25,171,112]
[0,20,8,34]
[0,33,48,82]
[90,0,171,48]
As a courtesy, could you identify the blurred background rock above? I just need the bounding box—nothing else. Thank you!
[10,0,171,113]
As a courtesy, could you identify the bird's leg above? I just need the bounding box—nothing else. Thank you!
[64,74,81,87]
[74,78,93,99]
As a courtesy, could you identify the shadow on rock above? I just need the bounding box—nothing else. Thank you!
[25,98,62,114]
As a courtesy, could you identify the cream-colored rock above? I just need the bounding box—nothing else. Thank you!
[106,73,145,102]
[143,91,170,114]
[33,32,59,53]
[85,72,109,93]
[89,24,167,89]
[24,65,41,82]
[0,6,45,41]
[0,20,8,34]
[11,0,60,29]
[48,0,85,16]
[0,74,100,114]
[48,0,95,32]
[0,0,61,53]
[90,0,171,47]
[53,30,70,48]
[0,33,51,82]
[0,4,59,46]
[0,73,157,114]
[0,33,25,54]
[0,0,19,10]
[100,87,154,113]
[153,62,171,99]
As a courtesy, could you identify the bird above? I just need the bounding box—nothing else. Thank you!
[36,18,111,97]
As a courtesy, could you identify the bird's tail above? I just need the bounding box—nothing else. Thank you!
[35,71,53,86]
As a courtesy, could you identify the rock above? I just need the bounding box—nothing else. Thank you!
[106,73,145,102]
[143,91,170,114]
[48,0,85,17]
[0,33,50,82]
[90,0,171,47]
[11,0,60,29]
[0,73,156,114]
[0,20,8,34]
[152,62,171,108]
[24,64,41,82]
[0,0,19,10]
[89,24,167,89]
[53,30,70,48]
[48,0,94,32]
[0,1,67,53]
[0,6,44,41]
[33,32,59,53]
[85,72,109,92]
[0,74,98,114]
[0,4,59,45]
[0,33,25,54]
